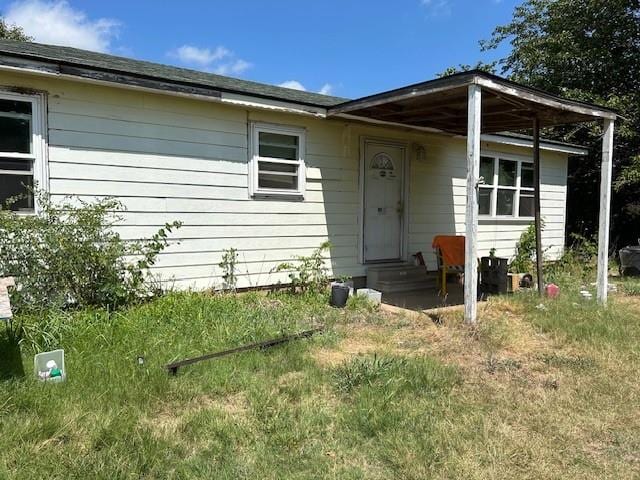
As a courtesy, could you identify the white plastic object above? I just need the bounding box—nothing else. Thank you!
[356,288,382,305]
[34,349,66,383]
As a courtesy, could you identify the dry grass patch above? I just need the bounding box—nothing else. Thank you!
[143,392,250,440]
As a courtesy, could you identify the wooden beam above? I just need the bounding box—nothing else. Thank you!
[475,76,617,120]
[532,117,544,296]
[165,327,324,375]
[464,84,481,324]
[597,118,615,303]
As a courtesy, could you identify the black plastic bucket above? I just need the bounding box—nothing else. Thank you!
[620,246,640,276]
[330,284,350,308]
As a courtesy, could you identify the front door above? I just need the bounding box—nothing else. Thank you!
[363,140,405,262]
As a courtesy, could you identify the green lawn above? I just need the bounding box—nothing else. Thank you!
[1,287,640,479]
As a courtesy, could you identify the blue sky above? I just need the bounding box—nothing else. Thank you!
[0,0,520,98]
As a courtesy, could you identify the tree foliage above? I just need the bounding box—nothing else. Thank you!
[455,0,640,248]
[0,18,31,41]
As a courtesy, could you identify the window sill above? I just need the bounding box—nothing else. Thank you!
[251,191,305,201]
[3,209,36,216]
[479,217,535,224]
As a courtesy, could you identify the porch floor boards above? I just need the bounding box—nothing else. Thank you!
[382,282,464,311]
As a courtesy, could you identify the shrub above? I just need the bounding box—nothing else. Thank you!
[272,241,331,293]
[510,223,538,273]
[545,233,598,285]
[0,193,181,312]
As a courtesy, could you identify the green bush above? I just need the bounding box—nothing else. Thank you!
[545,233,598,285]
[510,223,538,273]
[272,241,331,293]
[0,193,181,312]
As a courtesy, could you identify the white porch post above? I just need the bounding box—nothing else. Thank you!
[596,118,615,303]
[464,84,481,324]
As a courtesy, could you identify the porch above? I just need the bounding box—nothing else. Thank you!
[364,264,464,311]
[330,70,618,323]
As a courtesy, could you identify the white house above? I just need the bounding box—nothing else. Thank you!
[0,40,616,317]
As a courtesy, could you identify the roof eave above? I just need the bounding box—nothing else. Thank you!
[328,70,618,121]
[0,49,341,110]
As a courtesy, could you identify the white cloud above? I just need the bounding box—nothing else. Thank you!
[168,44,251,76]
[170,45,230,67]
[420,0,451,16]
[279,81,334,95]
[4,0,120,52]
[319,83,333,95]
[214,59,251,76]
[278,80,307,91]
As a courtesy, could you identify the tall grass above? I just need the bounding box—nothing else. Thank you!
[2,282,640,478]
[0,292,343,478]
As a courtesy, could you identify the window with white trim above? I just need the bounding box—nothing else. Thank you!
[250,122,306,198]
[0,92,44,212]
[478,155,534,218]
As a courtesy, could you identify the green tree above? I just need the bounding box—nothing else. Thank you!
[452,0,640,248]
[0,17,31,41]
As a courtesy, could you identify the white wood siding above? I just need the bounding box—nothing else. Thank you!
[0,72,569,288]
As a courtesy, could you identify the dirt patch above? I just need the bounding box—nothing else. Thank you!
[312,324,393,366]
[312,298,560,393]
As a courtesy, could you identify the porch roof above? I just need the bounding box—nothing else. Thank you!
[328,70,617,134]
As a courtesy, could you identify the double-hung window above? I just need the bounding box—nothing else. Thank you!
[250,122,306,198]
[0,91,45,212]
[478,155,535,218]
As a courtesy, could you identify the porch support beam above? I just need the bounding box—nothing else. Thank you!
[533,117,544,295]
[597,118,615,303]
[464,84,481,324]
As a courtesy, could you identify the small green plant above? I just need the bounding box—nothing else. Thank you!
[510,222,544,273]
[622,281,640,296]
[332,355,405,393]
[0,191,181,312]
[218,247,238,292]
[272,241,331,293]
[346,293,379,313]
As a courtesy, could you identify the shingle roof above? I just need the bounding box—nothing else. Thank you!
[0,39,349,108]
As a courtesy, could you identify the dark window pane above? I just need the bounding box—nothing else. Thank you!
[259,132,297,146]
[480,157,494,185]
[521,163,534,188]
[0,158,32,171]
[258,132,298,160]
[258,173,298,190]
[498,159,517,186]
[519,193,534,217]
[0,116,31,153]
[496,189,515,215]
[0,99,32,115]
[257,161,297,174]
[0,173,34,211]
[478,188,492,215]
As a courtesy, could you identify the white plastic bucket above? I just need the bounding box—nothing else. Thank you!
[356,288,382,305]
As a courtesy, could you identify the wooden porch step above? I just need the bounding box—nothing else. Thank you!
[376,277,437,294]
[366,264,437,293]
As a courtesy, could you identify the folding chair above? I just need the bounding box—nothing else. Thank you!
[432,236,465,295]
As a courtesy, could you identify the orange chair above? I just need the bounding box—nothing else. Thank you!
[432,235,465,295]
